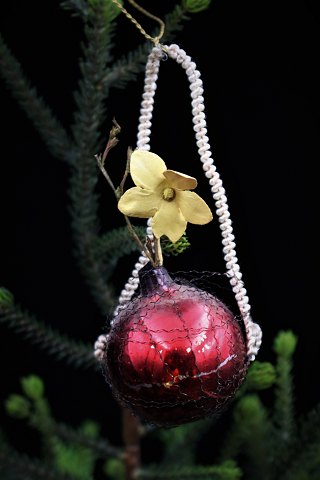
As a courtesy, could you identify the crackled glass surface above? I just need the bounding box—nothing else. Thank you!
[103,266,248,427]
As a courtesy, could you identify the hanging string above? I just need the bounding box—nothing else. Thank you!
[111,0,165,45]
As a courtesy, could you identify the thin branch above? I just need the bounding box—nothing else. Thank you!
[96,129,155,266]
[122,408,142,480]
[94,119,121,194]
[118,146,132,197]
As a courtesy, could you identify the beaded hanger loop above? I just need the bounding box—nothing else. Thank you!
[113,43,262,361]
[95,2,262,363]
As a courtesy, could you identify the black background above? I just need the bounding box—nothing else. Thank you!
[0,0,320,462]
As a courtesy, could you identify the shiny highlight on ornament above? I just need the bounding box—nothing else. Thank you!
[102,265,248,428]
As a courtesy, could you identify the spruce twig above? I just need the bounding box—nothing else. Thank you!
[60,0,89,19]
[92,225,146,300]
[53,421,122,459]
[280,403,320,480]
[0,33,73,163]
[103,4,190,90]
[159,418,213,466]
[0,441,76,480]
[96,128,156,267]
[68,12,118,314]
[0,306,98,370]
[220,395,273,480]
[282,442,320,480]
[272,331,298,471]
[273,331,297,437]
[138,460,242,480]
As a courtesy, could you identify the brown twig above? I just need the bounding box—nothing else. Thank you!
[118,146,132,197]
[95,122,156,266]
[122,408,142,480]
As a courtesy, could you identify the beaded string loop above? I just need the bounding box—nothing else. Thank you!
[112,44,262,362]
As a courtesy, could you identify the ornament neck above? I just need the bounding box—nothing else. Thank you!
[138,263,173,296]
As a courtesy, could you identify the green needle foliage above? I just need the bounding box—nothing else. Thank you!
[1,1,319,479]
[2,331,319,480]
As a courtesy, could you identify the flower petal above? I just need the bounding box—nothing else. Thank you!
[118,187,160,218]
[130,150,167,189]
[163,170,197,190]
[152,200,187,243]
[176,191,213,225]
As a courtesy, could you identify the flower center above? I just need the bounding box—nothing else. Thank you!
[162,187,176,202]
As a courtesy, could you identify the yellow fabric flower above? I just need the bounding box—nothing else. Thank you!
[118,150,213,243]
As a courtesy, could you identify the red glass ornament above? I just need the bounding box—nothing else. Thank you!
[102,265,248,427]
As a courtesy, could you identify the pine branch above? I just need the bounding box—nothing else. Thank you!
[273,331,297,432]
[158,418,214,466]
[0,306,98,370]
[279,403,320,480]
[163,3,191,41]
[282,441,320,480]
[138,460,242,480]
[53,421,122,459]
[68,9,120,315]
[273,354,296,440]
[0,439,76,480]
[71,8,116,153]
[299,403,320,444]
[272,331,298,471]
[60,0,90,19]
[103,4,190,90]
[93,225,144,277]
[220,395,273,480]
[0,32,73,163]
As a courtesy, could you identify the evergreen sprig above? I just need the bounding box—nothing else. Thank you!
[0,306,98,370]
[60,0,90,19]
[158,418,213,466]
[161,234,191,257]
[278,403,320,480]
[0,33,73,163]
[68,9,119,315]
[93,225,143,277]
[138,460,242,480]
[53,422,122,459]
[0,441,76,480]
[4,374,122,479]
[104,3,190,90]
[272,330,298,471]
[282,441,320,480]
